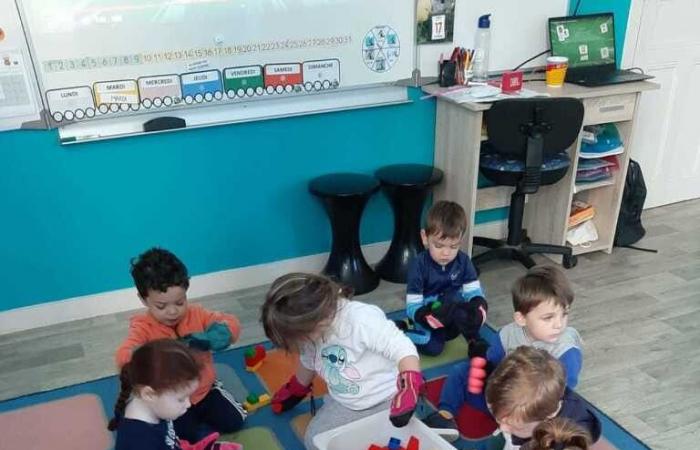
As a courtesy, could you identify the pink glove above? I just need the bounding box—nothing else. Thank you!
[390,370,425,427]
[467,338,489,395]
[179,432,219,450]
[468,357,488,394]
[179,433,243,450]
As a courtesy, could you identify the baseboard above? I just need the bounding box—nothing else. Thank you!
[0,221,507,336]
[0,241,390,336]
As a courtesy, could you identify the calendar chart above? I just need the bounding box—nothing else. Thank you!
[15,0,414,127]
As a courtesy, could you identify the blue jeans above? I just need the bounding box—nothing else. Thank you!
[438,361,489,416]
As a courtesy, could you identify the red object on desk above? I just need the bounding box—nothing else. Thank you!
[501,71,523,93]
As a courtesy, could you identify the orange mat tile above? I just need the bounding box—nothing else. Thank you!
[256,348,327,397]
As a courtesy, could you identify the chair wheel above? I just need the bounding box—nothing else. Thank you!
[563,254,578,269]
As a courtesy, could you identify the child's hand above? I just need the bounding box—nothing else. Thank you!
[271,375,312,414]
[462,296,488,340]
[389,370,425,427]
[182,322,232,352]
[431,300,457,325]
[414,303,445,330]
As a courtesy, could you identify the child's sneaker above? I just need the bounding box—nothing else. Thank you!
[423,411,459,442]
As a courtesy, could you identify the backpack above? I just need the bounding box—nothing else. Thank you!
[614,159,649,247]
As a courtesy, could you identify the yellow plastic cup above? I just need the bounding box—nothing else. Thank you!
[546,56,568,87]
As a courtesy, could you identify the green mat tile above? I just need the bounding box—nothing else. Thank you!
[220,426,283,450]
[420,338,469,370]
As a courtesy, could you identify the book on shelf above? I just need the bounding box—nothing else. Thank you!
[576,155,620,183]
[569,200,595,228]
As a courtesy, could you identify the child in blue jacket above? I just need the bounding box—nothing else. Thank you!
[402,201,488,356]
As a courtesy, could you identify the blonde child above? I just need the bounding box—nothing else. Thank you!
[115,248,246,443]
[260,273,423,450]
[109,339,241,450]
[485,346,600,449]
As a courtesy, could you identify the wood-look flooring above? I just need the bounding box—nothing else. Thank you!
[1,199,699,449]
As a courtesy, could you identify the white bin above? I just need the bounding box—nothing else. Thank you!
[313,410,457,450]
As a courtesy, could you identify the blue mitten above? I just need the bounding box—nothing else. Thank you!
[183,322,232,352]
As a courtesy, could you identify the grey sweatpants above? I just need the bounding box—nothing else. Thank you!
[303,397,392,450]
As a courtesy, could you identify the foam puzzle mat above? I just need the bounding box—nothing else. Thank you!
[0,314,650,450]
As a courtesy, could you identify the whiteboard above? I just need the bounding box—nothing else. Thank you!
[418,0,569,78]
[16,0,414,128]
[0,0,44,130]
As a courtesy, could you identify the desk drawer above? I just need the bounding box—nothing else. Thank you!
[583,93,636,125]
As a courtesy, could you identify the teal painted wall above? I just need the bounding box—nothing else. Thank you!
[569,0,632,66]
[0,89,434,311]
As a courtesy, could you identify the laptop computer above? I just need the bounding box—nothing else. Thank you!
[548,13,653,87]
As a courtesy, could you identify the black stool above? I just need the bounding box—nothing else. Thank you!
[309,173,380,295]
[374,164,444,283]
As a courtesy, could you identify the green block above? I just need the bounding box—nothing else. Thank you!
[246,393,259,404]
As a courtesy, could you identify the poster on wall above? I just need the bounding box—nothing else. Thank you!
[416,0,456,44]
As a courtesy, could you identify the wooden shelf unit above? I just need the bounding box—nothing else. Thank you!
[424,80,659,259]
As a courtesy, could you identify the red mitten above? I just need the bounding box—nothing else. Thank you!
[468,357,488,394]
[179,432,219,450]
[271,375,312,414]
[390,370,425,427]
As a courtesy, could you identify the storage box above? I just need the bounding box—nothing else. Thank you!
[313,410,457,450]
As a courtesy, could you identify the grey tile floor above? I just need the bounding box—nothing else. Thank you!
[1,199,699,449]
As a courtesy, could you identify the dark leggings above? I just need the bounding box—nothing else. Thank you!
[174,381,247,443]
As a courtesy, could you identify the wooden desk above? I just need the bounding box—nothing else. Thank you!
[423,81,659,260]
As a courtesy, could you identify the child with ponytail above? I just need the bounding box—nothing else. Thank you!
[261,273,424,450]
[523,418,592,450]
[109,339,241,450]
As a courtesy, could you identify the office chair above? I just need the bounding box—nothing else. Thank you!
[473,97,584,270]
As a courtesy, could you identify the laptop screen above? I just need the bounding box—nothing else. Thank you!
[549,13,616,69]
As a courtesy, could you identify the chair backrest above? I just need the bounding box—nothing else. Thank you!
[484,97,584,158]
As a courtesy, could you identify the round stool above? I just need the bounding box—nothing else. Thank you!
[374,164,444,283]
[309,173,380,295]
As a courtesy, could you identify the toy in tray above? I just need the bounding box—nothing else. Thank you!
[367,435,420,450]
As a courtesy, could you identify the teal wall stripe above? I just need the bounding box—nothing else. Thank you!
[0,89,435,311]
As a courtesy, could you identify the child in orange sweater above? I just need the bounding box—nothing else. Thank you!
[115,248,246,443]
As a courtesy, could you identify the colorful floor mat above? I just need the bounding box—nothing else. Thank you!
[0,315,650,450]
